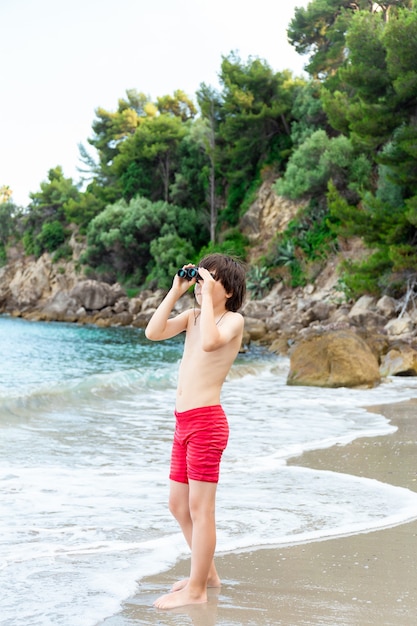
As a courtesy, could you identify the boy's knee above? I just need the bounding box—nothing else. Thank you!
[189,498,215,522]
[169,496,188,520]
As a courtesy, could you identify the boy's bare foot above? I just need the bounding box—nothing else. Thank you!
[171,575,221,592]
[154,586,207,610]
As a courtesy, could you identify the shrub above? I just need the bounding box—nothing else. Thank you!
[52,242,73,262]
[339,249,393,299]
[85,195,207,283]
[36,220,67,254]
[197,228,249,261]
[148,233,196,289]
[246,265,272,299]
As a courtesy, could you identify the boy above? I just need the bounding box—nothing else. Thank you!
[145,253,246,610]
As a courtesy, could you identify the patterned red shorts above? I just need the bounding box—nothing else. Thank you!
[169,405,229,484]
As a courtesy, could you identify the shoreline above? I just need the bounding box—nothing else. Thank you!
[101,398,417,625]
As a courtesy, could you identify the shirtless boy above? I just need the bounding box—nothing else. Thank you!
[145,253,246,610]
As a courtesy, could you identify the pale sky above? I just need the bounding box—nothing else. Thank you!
[1,0,309,207]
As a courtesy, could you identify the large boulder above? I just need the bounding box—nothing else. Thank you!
[40,291,79,321]
[70,280,125,311]
[287,330,381,388]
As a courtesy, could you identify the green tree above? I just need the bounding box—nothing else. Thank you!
[156,89,197,121]
[289,80,330,148]
[287,4,417,296]
[0,198,21,264]
[288,0,412,82]
[23,167,80,256]
[274,129,372,201]
[64,189,106,232]
[84,195,206,283]
[29,166,80,221]
[169,117,211,212]
[89,89,151,169]
[113,114,187,201]
[196,83,223,242]
[216,52,301,223]
[87,90,197,204]
[86,90,155,202]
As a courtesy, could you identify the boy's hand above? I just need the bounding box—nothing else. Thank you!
[196,267,216,295]
[174,264,198,294]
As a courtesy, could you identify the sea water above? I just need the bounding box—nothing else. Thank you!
[1,315,417,625]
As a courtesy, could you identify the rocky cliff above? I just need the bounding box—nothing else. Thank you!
[1,182,417,388]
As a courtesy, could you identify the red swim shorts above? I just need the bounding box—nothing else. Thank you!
[169,405,229,484]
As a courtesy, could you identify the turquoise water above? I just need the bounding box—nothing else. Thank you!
[1,315,417,625]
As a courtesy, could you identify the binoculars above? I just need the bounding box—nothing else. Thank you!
[177,266,200,281]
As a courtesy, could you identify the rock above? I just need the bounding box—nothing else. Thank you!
[349,295,376,315]
[70,280,126,311]
[269,336,291,355]
[93,306,114,320]
[242,329,251,349]
[376,295,397,318]
[357,331,390,363]
[41,291,79,321]
[242,300,273,319]
[240,180,305,256]
[132,309,156,327]
[173,293,194,313]
[379,344,417,377]
[265,312,285,332]
[351,309,387,329]
[244,316,268,341]
[112,297,129,314]
[384,317,414,337]
[287,330,381,388]
[8,255,53,307]
[348,295,387,327]
[95,317,114,328]
[141,291,166,310]
[75,306,87,319]
[128,297,143,315]
[111,311,134,326]
[311,300,333,322]
[299,308,316,326]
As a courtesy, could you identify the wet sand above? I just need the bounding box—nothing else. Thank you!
[101,399,417,626]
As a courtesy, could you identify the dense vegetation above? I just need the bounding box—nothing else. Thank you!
[1,0,417,300]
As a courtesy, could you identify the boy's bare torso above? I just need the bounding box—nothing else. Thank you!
[176,311,242,412]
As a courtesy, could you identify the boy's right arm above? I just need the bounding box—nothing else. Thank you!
[145,277,191,341]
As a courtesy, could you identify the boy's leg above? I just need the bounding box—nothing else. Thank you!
[188,479,218,588]
[169,480,192,543]
[169,479,220,591]
[154,479,217,609]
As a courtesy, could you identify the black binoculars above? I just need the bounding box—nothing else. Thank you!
[177,267,200,281]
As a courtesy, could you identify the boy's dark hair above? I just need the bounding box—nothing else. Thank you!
[198,253,246,312]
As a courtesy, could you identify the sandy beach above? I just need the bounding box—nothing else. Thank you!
[101,398,417,626]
